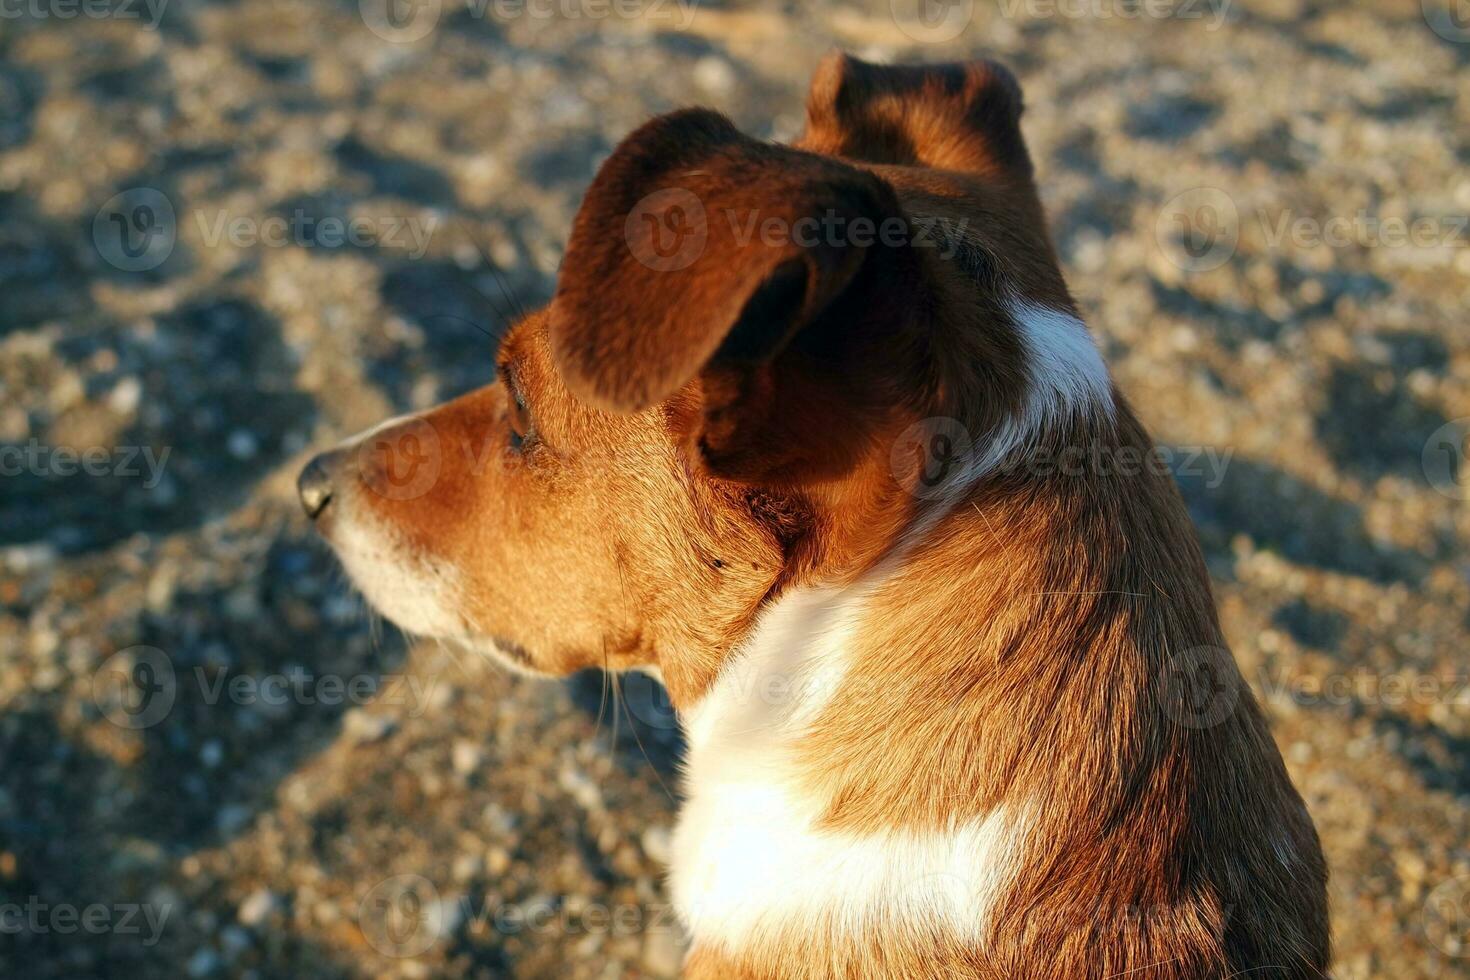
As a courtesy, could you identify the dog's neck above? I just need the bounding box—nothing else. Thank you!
[668,472,1077,975]
[667,402,1319,977]
[670,578,968,963]
[666,435,1099,960]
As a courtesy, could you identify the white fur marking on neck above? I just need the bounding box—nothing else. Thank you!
[1008,298,1114,427]
[672,586,1027,952]
[930,299,1115,497]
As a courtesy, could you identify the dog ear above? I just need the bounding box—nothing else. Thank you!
[798,51,1031,180]
[549,108,915,481]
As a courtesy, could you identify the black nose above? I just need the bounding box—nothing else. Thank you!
[297,452,336,519]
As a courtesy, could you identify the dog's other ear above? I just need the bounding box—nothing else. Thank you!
[549,108,917,482]
[798,51,1031,181]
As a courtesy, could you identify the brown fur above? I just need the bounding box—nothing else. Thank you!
[305,52,1330,979]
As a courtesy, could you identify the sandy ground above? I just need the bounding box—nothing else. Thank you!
[0,0,1467,976]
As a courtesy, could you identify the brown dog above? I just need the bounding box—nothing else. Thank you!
[300,52,1330,978]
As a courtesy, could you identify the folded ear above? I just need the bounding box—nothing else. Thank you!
[549,108,915,480]
[798,51,1031,180]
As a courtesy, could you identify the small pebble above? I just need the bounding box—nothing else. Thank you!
[451,739,483,776]
[186,949,220,978]
[227,430,259,460]
[108,377,143,415]
[238,888,278,927]
[343,709,395,743]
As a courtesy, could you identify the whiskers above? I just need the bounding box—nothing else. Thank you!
[593,637,617,748]
[454,217,532,346]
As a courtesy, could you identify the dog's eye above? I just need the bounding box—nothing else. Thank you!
[508,385,533,450]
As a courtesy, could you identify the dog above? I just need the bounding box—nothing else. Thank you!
[299,52,1330,979]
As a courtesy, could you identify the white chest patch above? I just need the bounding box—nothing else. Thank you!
[670,586,1026,952]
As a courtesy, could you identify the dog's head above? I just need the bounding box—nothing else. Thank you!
[299,53,1104,706]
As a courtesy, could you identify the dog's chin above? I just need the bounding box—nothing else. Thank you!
[322,514,467,634]
[321,512,556,679]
